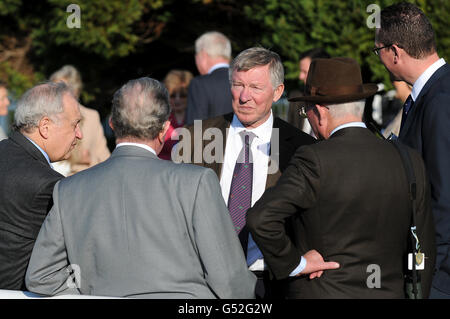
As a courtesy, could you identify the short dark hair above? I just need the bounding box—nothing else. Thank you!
[377,2,436,59]
[299,48,330,61]
[0,81,7,89]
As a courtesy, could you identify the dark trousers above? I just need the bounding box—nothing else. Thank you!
[253,271,286,299]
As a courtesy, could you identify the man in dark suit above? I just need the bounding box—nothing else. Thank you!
[184,31,233,126]
[0,82,83,290]
[375,2,450,298]
[176,47,338,298]
[247,57,436,298]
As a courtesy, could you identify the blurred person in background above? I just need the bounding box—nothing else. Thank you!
[0,81,11,141]
[158,69,193,160]
[185,31,233,125]
[50,65,110,175]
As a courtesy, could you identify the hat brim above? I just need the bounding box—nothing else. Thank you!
[288,83,379,104]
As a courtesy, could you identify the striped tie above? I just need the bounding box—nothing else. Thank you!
[227,131,255,234]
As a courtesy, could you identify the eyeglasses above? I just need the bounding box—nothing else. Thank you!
[372,44,392,56]
[298,104,315,118]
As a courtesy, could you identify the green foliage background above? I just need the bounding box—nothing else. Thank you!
[0,0,448,115]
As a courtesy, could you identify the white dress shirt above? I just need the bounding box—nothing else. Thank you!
[208,63,229,74]
[411,58,446,102]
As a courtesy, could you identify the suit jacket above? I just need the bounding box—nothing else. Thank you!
[185,67,233,126]
[177,113,316,253]
[399,63,450,294]
[0,131,63,290]
[247,127,436,298]
[25,145,256,298]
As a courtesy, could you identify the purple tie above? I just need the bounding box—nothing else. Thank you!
[228,131,255,234]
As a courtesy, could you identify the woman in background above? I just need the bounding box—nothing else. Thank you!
[158,70,193,160]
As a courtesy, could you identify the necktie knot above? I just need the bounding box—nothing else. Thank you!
[238,131,256,164]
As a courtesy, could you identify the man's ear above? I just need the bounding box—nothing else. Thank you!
[38,116,51,139]
[316,104,328,126]
[391,44,401,63]
[273,84,285,102]
[108,117,114,131]
[158,120,171,143]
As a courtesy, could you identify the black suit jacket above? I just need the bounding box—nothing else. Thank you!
[247,127,436,298]
[178,112,315,254]
[0,131,63,290]
[185,67,233,126]
[399,63,450,294]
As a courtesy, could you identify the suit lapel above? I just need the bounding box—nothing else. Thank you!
[265,117,288,189]
[9,131,51,167]
[202,113,232,179]
[400,63,449,139]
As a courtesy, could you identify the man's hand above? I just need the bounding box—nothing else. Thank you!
[299,249,340,279]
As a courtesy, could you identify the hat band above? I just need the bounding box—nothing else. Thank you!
[308,84,364,97]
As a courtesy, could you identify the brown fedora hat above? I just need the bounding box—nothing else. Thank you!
[289,57,378,104]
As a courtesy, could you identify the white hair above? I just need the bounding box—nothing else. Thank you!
[327,100,365,119]
[195,31,231,59]
[14,82,74,133]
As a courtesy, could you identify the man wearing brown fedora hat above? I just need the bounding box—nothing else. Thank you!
[247,57,436,298]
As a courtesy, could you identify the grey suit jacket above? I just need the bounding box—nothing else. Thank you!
[25,145,256,298]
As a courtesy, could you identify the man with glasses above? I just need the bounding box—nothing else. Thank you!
[247,57,436,298]
[375,2,450,299]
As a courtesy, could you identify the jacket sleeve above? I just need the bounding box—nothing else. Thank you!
[412,149,436,299]
[192,168,256,298]
[247,145,321,280]
[423,92,450,293]
[25,181,81,296]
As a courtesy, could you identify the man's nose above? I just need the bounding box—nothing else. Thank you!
[76,125,83,139]
[239,86,251,103]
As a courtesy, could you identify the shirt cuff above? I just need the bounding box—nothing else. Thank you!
[289,256,307,277]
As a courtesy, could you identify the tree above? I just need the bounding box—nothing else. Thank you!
[242,0,449,91]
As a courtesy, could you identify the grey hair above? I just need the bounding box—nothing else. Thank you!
[13,81,74,133]
[229,47,284,89]
[49,65,83,99]
[111,77,171,140]
[327,100,365,119]
[195,31,231,60]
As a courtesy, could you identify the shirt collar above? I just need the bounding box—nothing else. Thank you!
[230,111,273,143]
[330,122,367,137]
[24,136,52,166]
[411,58,446,101]
[116,142,157,156]
[208,63,229,74]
